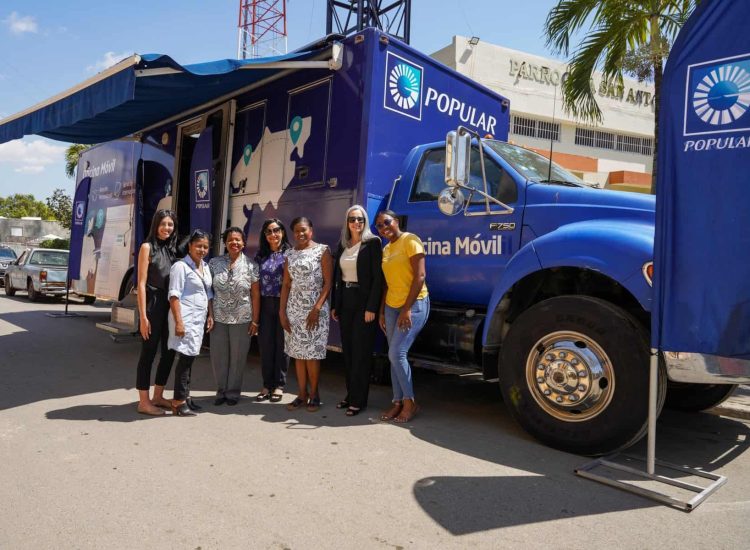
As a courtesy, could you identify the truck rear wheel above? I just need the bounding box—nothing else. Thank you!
[4,276,15,296]
[665,383,738,412]
[499,296,665,456]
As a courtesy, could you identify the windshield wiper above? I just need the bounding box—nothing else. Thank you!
[536,178,582,187]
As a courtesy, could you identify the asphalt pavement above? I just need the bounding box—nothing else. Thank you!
[1,294,749,549]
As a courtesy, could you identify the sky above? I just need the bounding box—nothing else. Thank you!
[0,0,565,201]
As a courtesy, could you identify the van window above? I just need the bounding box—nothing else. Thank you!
[411,148,518,204]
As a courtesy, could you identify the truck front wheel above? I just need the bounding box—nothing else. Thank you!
[499,296,665,456]
[665,382,738,412]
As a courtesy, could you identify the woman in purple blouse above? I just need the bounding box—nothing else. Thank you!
[254,218,291,402]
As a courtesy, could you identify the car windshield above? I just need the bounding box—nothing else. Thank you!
[485,140,586,186]
[29,251,69,266]
[0,248,16,259]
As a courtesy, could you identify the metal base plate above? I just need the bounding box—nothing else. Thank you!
[45,312,86,318]
[575,454,727,512]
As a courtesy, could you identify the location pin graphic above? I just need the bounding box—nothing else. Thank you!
[289,116,303,145]
[243,144,252,166]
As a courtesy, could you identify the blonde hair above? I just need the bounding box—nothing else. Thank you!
[340,204,376,248]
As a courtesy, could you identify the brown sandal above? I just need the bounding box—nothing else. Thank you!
[379,401,402,421]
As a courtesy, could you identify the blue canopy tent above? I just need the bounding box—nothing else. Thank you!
[0,42,342,145]
[577,0,750,510]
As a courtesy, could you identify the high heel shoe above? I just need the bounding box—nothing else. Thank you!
[171,402,197,416]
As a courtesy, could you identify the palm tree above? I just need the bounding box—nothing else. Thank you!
[544,0,698,193]
[64,144,92,179]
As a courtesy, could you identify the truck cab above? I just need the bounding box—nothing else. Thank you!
[388,136,669,455]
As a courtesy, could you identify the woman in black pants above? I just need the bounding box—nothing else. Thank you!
[331,205,383,416]
[254,218,291,403]
[135,209,179,416]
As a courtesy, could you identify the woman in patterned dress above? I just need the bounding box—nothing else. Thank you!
[279,217,333,412]
[253,218,291,403]
[208,227,260,406]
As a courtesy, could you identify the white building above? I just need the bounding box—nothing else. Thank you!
[432,36,656,191]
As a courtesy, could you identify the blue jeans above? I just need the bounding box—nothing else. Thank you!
[384,296,430,402]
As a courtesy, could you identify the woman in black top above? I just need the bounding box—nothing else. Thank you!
[135,209,179,416]
[331,205,383,416]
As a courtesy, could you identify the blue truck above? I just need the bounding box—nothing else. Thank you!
[5,28,746,455]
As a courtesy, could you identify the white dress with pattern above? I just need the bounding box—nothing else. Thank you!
[284,243,330,360]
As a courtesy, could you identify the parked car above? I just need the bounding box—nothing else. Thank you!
[4,248,69,301]
[0,245,18,286]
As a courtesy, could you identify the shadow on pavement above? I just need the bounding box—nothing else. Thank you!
[5,300,750,533]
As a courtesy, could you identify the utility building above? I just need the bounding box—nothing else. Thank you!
[433,36,656,191]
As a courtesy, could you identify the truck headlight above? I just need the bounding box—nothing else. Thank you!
[642,262,653,287]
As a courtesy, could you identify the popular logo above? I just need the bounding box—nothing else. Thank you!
[384,52,423,121]
[195,170,209,202]
[75,201,85,222]
[684,54,750,136]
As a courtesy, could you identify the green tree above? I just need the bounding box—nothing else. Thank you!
[0,194,54,219]
[65,144,91,179]
[46,188,73,230]
[544,0,699,193]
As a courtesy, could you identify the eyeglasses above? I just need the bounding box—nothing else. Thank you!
[347,216,365,223]
[264,227,282,236]
[375,218,394,229]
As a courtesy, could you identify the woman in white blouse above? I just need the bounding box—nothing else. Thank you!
[331,205,383,416]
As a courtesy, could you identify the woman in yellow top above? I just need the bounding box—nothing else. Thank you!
[376,209,429,423]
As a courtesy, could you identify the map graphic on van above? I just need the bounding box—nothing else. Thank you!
[384,52,423,121]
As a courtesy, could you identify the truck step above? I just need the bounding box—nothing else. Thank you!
[410,355,480,376]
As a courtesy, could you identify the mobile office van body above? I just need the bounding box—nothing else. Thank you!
[69,28,509,310]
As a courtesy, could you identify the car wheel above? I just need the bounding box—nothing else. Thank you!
[27,280,39,302]
[499,295,666,456]
[665,383,738,412]
[4,276,15,296]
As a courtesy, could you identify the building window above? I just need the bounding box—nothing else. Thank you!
[512,116,560,141]
[595,131,615,150]
[10,227,22,237]
[576,127,651,156]
[512,116,536,138]
[537,120,560,141]
[574,128,595,147]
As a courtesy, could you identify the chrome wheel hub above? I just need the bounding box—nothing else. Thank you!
[526,331,615,422]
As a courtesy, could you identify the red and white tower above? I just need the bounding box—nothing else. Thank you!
[238,0,288,59]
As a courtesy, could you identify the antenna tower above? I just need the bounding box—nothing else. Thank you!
[238,0,288,59]
[326,0,411,43]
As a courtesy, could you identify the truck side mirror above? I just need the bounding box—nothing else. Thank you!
[437,187,466,216]
[445,130,471,187]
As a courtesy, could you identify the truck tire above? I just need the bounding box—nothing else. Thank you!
[4,276,15,296]
[665,383,738,412]
[370,354,392,385]
[27,280,39,302]
[499,296,665,456]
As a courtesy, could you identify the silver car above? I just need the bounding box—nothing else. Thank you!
[4,248,69,301]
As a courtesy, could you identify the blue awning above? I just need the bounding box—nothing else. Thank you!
[0,44,341,145]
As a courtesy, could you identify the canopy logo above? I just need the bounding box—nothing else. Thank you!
[74,201,85,224]
[684,53,750,136]
[384,52,423,121]
[195,170,209,203]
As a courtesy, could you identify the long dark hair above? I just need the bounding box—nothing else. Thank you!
[146,209,178,250]
[255,218,290,263]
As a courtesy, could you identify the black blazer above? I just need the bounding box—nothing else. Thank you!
[332,237,384,314]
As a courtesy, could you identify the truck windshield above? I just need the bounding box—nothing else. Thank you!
[485,141,587,187]
[29,251,69,266]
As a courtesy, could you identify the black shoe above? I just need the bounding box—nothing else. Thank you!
[226,398,238,406]
[214,396,227,406]
[186,397,202,411]
[172,403,197,417]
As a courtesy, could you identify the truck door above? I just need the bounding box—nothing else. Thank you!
[396,146,523,307]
